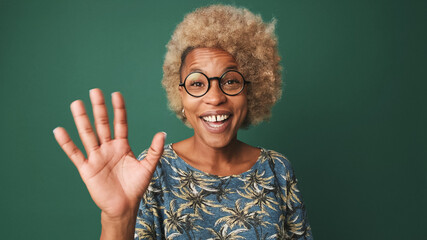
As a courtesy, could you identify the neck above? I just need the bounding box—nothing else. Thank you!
[172,133,260,176]
[190,135,242,166]
[174,136,251,176]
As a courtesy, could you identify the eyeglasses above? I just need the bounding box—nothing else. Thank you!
[179,70,250,97]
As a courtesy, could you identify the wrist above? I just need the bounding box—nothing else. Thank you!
[100,206,139,240]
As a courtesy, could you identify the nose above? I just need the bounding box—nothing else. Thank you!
[203,80,227,105]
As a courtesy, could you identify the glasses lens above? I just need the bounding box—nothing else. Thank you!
[185,73,209,96]
[220,71,244,95]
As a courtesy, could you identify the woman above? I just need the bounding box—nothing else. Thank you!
[54,5,312,240]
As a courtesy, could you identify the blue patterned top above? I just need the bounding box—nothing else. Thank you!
[134,144,312,239]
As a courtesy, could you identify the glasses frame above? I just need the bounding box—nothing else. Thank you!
[179,70,250,97]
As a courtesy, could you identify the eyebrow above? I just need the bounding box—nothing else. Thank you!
[189,65,238,74]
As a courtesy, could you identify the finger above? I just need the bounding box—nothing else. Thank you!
[112,92,128,139]
[53,127,86,168]
[70,100,99,155]
[142,132,166,172]
[90,89,111,144]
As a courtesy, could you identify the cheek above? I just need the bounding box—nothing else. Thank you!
[181,95,199,118]
[180,88,192,111]
[242,101,248,119]
[236,96,248,119]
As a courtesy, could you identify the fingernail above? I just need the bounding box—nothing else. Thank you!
[161,131,167,140]
[53,127,60,134]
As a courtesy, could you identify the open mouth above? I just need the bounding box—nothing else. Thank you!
[202,114,230,123]
[200,114,231,131]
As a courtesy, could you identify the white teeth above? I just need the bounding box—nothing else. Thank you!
[202,114,230,122]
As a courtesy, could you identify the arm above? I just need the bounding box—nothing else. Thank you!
[53,89,165,240]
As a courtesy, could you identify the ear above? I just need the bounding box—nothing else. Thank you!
[179,85,184,96]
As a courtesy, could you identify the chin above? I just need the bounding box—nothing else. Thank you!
[201,132,237,149]
[206,140,230,149]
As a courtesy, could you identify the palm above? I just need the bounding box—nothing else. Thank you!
[80,140,137,216]
[54,89,165,219]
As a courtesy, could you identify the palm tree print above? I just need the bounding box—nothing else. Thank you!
[210,177,234,202]
[172,187,221,216]
[206,224,247,240]
[135,218,158,240]
[260,150,286,171]
[268,222,289,240]
[138,148,178,166]
[238,184,279,211]
[266,184,284,203]
[284,215,305,237]
[170,167,218,192]
[142,176,167,217]
[216,199,269,239]
[239,169,274,190]
[281,172,301,211]
[164,199,202,239]
[135,145,312,240]
[269,216,311,240]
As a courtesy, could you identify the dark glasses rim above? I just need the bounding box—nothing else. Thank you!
[179,70,250,97]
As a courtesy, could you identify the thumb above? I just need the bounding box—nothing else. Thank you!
[143,132,166,172]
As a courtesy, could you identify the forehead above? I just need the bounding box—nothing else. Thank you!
[182,48,238,74]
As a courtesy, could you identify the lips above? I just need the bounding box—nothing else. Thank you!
[199,111,232,133]
[202,114,230,122]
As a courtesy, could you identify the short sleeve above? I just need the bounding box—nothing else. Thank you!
[268,150,313,239]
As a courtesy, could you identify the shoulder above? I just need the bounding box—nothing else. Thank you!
[136,144,176,161]
[256,148,301,185]
[259,148,293,171]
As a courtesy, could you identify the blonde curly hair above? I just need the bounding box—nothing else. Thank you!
[162,4,282,127]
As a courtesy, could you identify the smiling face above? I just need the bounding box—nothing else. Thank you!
[180,48,248,149]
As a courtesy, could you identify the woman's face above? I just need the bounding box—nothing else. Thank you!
[180,48,248,148]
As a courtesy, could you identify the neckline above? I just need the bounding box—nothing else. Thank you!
[167,143,265,178]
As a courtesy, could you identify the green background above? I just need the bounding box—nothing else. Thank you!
[1,0,425,239]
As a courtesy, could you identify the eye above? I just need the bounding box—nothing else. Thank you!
[189,81,205,87]
[223,79,240,85]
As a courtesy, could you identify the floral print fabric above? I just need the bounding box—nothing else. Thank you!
[135,144,312,239]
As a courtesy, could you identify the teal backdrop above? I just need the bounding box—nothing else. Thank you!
[1,0,425,239]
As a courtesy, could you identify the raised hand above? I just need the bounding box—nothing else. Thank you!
[53,89,165,239]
